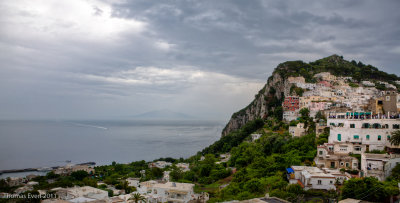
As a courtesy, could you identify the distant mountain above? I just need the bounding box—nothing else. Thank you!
[131,110,196,120]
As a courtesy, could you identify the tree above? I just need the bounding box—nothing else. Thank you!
[244,179,264,194]
[341,177,394,202]
[388,163,400,181]
[129,193,146,203]
[83,177,97,187]
[390,130,400,146]
[71,170,89,181]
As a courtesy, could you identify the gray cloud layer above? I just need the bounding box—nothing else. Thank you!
[0,0,399,120]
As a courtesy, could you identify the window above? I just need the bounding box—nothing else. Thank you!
[346,163,349,167]
[354,146,362,151]
[319,151,323,155]
[318,180,322,185]
[393,124,400,129]
[350,124,355,128]
[378,135,382,141]
[330,181,333,184]
[340,162,344,166]
[330,162,335,168]
[388,136,391,140]
[353,135,359,140]
[373,123,381,129]
[338,134,341,141]
[366,135,370,140]
[386,96,390,101]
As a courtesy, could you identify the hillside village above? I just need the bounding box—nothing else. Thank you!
[1,56,400,203]
[282,72,400,191]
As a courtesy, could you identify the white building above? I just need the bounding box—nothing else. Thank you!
[137,181,207,203]
[217,153,231,163]
[126,178,140,188]
[287,166,349,191]
[384,154,400,178]
[163,171,170,182]
[361,153,390,181]
[251,134,262,141]
[362,81,375,87]
[51,186,108,201]
[386,83,397,90]
[289,123,306,137]
[148,161,172,169]
[314,72,337,81]
[327,114,400,154]
[176,163,190,172]
[296,83,317,90]
[283,110,299,121]
[315,143,359,169]
[54,164,95,175]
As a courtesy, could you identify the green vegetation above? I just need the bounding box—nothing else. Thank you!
[341,177,398,202]
[203,119,264,154]
[389,130,400,146]
[129,193,146,203]
[348,82,359,88]
[290,85,305,96]
[275,55,400,83]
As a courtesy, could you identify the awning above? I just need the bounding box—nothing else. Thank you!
[286,168,294,173]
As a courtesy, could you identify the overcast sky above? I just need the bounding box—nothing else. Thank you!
[0,0,399,120]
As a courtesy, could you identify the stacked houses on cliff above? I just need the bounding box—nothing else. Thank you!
[285,72,400,190]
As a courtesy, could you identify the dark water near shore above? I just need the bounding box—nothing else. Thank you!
[0,120,223,171]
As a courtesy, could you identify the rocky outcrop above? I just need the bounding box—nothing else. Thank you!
[221,69,286,136]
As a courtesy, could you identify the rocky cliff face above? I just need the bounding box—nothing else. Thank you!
[221,69,287,136]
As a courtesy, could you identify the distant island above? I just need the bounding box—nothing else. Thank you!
[130,109,196,120]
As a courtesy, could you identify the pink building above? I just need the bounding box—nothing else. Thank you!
[319,81,331,88]
[310,102,326,112]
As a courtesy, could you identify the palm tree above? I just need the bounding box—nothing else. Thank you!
[129,193,146,203]
[390,130,400,146]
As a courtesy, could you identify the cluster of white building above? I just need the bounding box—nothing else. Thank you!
[287,166,352,191]
[136,180,208,203]
[148,161,173,169]
[54,164,95,176]
[286,72,400,190]
[282,72,399,122]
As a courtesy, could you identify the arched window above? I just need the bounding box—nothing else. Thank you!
[373,123,381,129]
[366,135,370,140]
[378,135,382,141]
[362,123,371,128]
[387,135,391,140]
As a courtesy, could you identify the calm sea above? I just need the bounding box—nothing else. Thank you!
[0,120,223,172]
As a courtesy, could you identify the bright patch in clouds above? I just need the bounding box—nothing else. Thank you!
[0,0,399,120]
[0,0,146,41]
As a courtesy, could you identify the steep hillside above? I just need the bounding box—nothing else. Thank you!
[221,55,400,136]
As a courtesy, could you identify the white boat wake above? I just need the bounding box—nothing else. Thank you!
[70,122,108,130]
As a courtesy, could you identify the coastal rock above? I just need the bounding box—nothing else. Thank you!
[221,70,285,136]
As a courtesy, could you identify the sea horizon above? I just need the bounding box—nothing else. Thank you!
[0,119,224,172]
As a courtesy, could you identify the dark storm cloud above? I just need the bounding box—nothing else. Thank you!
[0,0,399,120]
